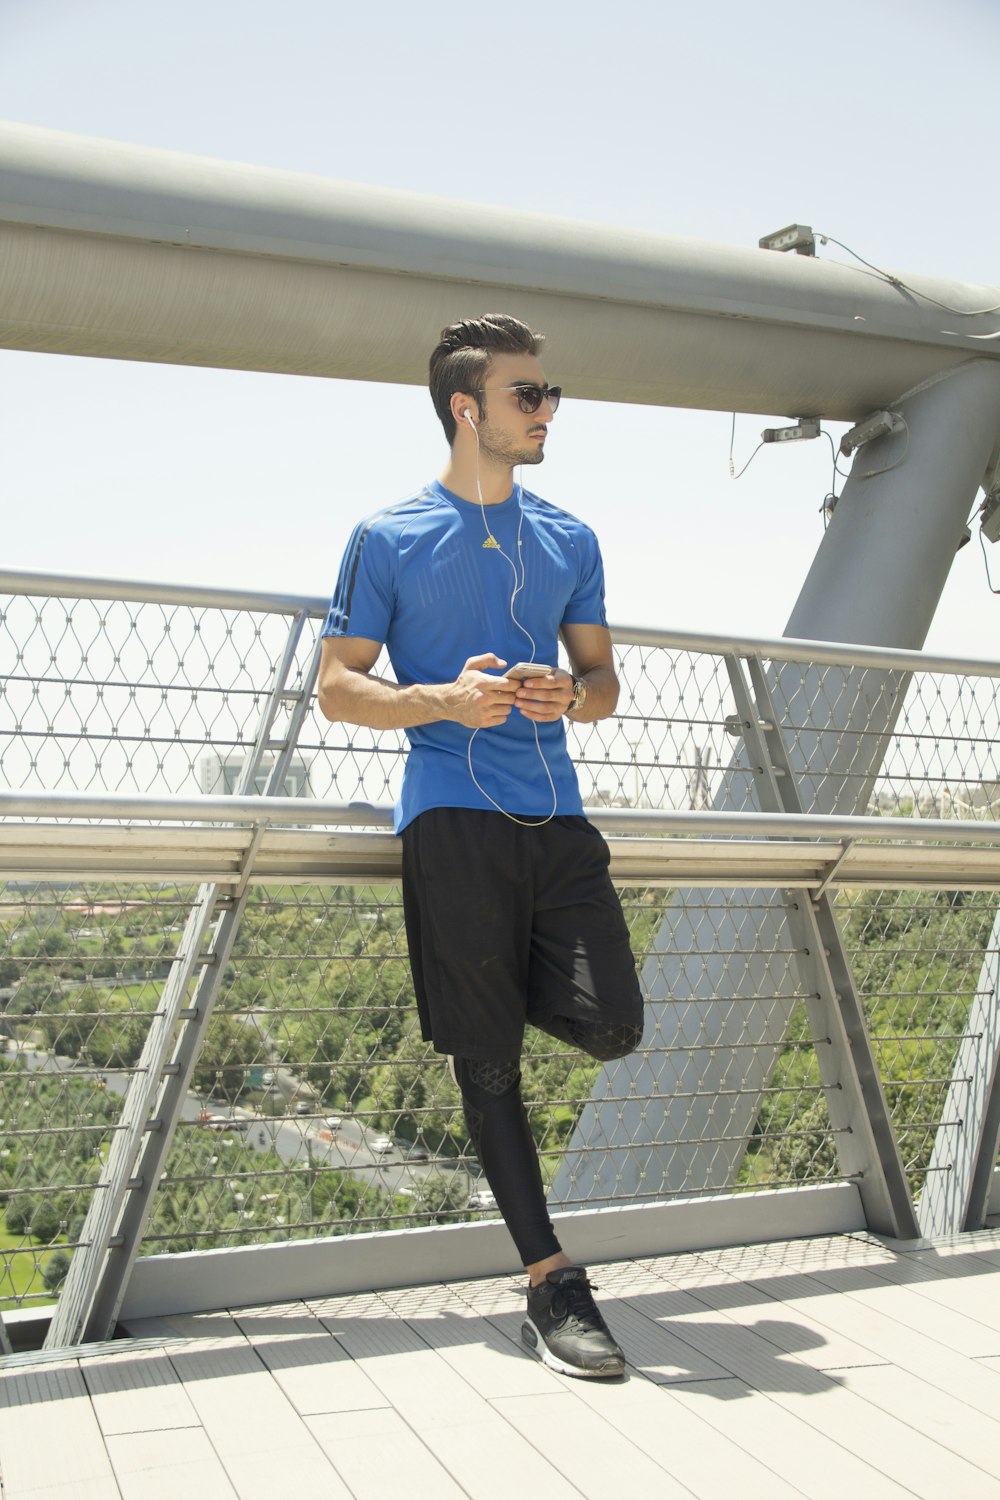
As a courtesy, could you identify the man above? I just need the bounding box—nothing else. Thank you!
[318,313,643,1378]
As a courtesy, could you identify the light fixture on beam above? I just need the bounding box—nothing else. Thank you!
[759,223,816,256]
[980,491,1000,544]
[840,410,906,458]
[762,417,822,444]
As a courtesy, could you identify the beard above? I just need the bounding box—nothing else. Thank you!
[477,425,545,467]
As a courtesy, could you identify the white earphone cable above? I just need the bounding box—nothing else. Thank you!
[466,420,557,826]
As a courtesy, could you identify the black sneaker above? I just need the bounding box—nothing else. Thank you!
[522,1266,625,1378]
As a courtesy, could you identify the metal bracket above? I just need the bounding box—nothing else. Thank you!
[233,822,268,901]
[812,840,855,901]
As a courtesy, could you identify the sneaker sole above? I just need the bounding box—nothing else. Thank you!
[521,1315,625,1379]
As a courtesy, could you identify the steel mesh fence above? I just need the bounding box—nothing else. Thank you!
[0,874,994,1306]
[2,577,999,1315]
[840,886,999,1189]
[5,589,999,817]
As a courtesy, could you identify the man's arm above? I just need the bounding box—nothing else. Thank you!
[316,636,519,731]
[510,623,619,724]
[561,622,619,723]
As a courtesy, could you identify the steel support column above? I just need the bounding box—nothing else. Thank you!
[552,359,1000,1213]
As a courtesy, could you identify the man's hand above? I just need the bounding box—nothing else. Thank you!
[511,667,575,723]
[448,654,520,729]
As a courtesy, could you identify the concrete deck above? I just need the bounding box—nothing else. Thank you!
[2,1228,1000,1499]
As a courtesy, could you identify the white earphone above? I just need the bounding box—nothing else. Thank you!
[462,416,557,826]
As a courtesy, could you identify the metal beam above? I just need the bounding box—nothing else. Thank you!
[2,121,1000,419]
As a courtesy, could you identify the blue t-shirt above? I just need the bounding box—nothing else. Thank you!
[322,479,608,832]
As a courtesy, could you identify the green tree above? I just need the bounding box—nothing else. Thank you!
[42,1249,71,1292]
[4,1195,36,1236]
[29,1198,63,1245]
[192,1014,261,1103]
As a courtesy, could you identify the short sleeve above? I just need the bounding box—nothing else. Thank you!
[561,523,608,628]
[321,518,396,642]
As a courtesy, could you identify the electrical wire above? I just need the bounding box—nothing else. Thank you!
[728,413,766,481]
[816,232,1000,319]
[730,416,837,522]
[467,430,557,826]
[980,528,1000,595]
[819,430,844,529]
[858,418,910,480]
[823,428,851,483]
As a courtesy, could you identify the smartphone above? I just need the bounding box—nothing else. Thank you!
[505,663,554,680]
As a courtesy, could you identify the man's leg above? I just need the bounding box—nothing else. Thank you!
[452,1052,626,1378]
[519,1016,641,1275]
[534,1015,644,1062]
[402,812,627,1375]
[452,1056,563,1274]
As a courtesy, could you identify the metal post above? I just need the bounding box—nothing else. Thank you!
[739,658,918,1237]
[45,614,321,1348]
[920,909,1000,1235]
[552,359,1000,1211]
[965,1053,1000,1230]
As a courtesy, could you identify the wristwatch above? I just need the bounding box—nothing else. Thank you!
[570,675,588,713]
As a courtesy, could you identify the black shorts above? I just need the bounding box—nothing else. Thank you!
[401,808,643,1059]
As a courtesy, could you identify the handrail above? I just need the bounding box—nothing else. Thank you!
[3,787,1000,847]
[3,565,1000,678]
[0,567,322,617]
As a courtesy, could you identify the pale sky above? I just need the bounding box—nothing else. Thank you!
[2,0,999,655]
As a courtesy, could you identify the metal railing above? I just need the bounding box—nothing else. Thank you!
[1,567,999,1344]
[5,567,1000,818]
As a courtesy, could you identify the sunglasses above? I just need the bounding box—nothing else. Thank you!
[478,383,562,415]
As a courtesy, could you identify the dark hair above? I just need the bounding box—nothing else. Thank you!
[429,313,544,445]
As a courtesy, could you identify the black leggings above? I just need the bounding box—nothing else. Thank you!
[454,1016,643,1267]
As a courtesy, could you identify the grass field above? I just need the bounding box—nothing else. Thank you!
[0,1230,64,1311]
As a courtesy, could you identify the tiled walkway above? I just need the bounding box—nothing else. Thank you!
[2,1228,1000,1499]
